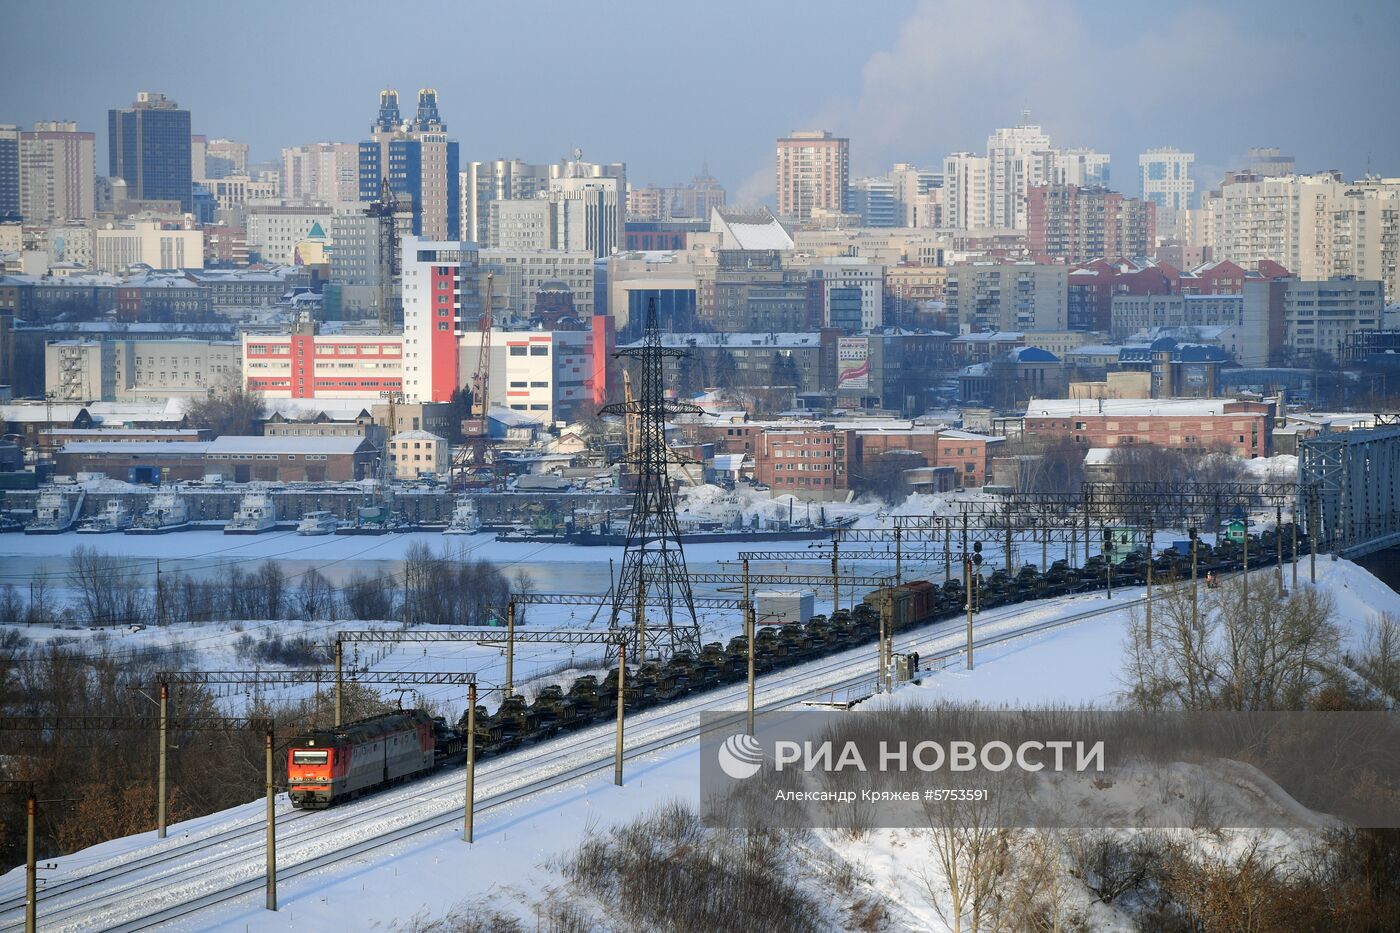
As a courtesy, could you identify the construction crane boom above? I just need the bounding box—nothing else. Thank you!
[471,272,493,424]
[452,272,495,484]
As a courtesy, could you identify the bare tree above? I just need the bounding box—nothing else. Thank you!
[183,372,265,437]
[70,545,150,628]
[26,569,54,626]
[921,789,1011,932]
[1123,578,1340,711]
[294,569,338,621]
[511,569,536,626]
[1355,614,1400,704]
[0,584,24,627]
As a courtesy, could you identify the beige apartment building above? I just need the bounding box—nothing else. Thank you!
[776,131,849,224]
[1206,174,1400,299]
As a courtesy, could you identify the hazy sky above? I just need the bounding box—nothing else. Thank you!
[4,0,1397,203]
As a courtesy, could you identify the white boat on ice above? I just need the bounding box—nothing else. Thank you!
[25,489,82,534]
[442,497,480,534]
[128,491,190,534]
[77,499,134,534]
[296,510,340,536]
[225,489,277,534]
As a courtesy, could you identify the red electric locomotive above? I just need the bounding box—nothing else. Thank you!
[287,709,436,809]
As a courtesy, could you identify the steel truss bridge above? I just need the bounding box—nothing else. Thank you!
[1300,425,1400,558]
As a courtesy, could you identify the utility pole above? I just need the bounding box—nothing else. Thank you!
[1004,509,1013,573]
[1104,526,1112,599]
[265,727,276,912]
[1083,490,1091,565]
[1145,522,1154,649]
[505,600,515,696]
[1190,528,1199,630]
[464,681,476,842]
[1309,494,1317,583]
[943,518,951,583]
[743,559,755,735]
[1276,505,1285,593]
[155,559,164,628]
[1242,521,1249,621]
[1292,514,1299,591]
[830,536,840,614]
[964,557,974,671]
[333,640,343,727]
[614,639,626,786]
[25,792,36,933]
[894,525,902,585]
[158,681,168,839]
[879,588,890,689]
[877,587,887,692]
[1041,515,1048,571]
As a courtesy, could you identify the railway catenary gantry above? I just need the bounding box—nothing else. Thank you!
[154,670,478,687]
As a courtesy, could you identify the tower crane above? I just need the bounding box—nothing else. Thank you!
[452,273,495,484]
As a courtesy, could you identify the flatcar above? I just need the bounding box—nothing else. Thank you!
[291,527,1312,805]
[287,709,436,809]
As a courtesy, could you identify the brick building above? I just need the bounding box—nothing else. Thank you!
[742,420,1005,494]
[1027,185,1155,264]
[55,435,377,483]
[1022,398,1273,457]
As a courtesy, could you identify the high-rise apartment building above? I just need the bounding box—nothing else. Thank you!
[776,130,849,223]
[887,163,941,227]
[358,89,460,240]
[1206,174,1400,300]
[0,126,21,221]
[107,92,193,212]
[19,122,96,223]
[546,164,625,257]
[1138,148,1195,213]
[1139,148,1195,241]
[281,142,360,203]
[942,153,990,231]
[1027,185,1155,264]
[625,169,726,222]
[1247,147,1295,177]
[942,263,1068,332]
[949,117,1109,232]
[461,159,552,244]
[204,138,248,178]
[1042,148,1110,188]
[479,159,626,257]
[848,177,898,227]
[986,120,1050,230]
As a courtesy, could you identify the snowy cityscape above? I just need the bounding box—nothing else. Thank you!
[2,2,1400,931]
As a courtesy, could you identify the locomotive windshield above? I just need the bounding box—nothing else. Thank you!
[292,750,329,764]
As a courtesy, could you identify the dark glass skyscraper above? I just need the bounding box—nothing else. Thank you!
[0,125,19,221]
[108,92,192,212]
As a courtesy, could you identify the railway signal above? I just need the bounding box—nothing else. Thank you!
[265,726,276,912]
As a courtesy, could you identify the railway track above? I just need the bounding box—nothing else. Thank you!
[0,585,1154,932]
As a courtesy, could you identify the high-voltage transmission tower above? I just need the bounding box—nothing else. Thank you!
[601,300,703,658]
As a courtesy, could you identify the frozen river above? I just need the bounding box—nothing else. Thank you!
[0,529,856,598]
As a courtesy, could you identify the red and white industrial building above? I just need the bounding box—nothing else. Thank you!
[241,237,613,423]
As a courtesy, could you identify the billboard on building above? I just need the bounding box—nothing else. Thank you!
[836,337,869,392]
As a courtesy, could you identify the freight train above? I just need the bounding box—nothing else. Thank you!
[288,526,1306,808]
